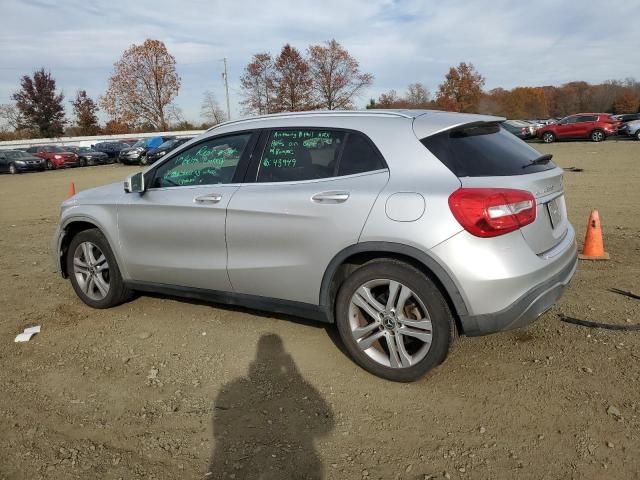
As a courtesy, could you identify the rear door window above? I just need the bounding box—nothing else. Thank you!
[421,123,556,177]
[256,129,345,182]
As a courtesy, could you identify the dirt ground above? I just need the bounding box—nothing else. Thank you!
[1,139,639,480]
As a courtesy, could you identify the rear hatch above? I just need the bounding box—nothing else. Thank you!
[420,122,567,254]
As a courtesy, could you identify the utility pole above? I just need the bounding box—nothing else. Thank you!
[222,58,231,121]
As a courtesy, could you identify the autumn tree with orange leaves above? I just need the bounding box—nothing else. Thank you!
[101,39,181,131]
[435,62,485,113]
[70,90,100,135]
[274,44,314,111]
[240,53,277,115]
[613,91,640,114]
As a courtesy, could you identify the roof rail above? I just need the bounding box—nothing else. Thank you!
[206,109,414,132]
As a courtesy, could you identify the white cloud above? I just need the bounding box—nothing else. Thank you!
[1,0,638,122]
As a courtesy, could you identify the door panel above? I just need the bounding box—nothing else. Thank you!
[116,131,256,290]
[118,185,239,290]
[226,171,389,304]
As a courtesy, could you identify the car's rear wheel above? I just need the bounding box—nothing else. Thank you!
[591,129,605,142]
[8,163,18,174]
[67,229,131,309]
[635,130,640,141]
[335,259,455,382]
[542,132,555,143]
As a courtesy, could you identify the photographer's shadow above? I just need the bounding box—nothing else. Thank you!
[207,334,334,479]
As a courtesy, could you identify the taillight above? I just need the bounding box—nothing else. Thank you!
[448,188,537,238]
[520,128,527,134]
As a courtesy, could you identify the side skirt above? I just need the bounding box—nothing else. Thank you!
[124,281,331,323]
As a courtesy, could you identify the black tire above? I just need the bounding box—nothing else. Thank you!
[66,228,132,309]
[636,130,640,141]
[590,129,605,142]
[8,163,18,174]
[335,259,455,382]
[46,160,54,170]
[542,132,555,143]
[140,155,148,166]
[80,157,87,167]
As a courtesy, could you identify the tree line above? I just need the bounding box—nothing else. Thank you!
[371,62,640,119]
[1,39,639,141]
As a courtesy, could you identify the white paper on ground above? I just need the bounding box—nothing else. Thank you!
[14,332,36,342]
[14,325,41,342]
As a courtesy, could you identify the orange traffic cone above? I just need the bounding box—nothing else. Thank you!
[67,182,76,198]
[578,209,609,260]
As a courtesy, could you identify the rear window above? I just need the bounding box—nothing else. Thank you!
[421,123,556,177]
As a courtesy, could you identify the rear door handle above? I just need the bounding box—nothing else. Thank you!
[194,193,223,204]
[311,191,350,204]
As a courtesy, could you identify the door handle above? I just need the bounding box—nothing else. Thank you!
[194,193,223,204]
[311,191,350,204]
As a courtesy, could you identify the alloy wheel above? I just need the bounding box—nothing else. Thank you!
[72,241,110,301]
[348,279,433,368]
[592,130,604,142]
[543,133,554,143]
[9,163,17,174]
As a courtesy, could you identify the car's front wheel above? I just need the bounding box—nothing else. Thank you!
[8,163,18,174]
[335,259,455,382]
[591,129,605,142]
[46,160,54,170]
[542,132,556,143]
[635,130,640,141]
[67,228,131,308]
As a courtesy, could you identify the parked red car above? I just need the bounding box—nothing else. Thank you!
[25,145,79,169]
[536,113,620,143]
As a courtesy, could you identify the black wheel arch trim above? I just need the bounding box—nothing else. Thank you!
[57,216,127,279]
[319,241,469,320]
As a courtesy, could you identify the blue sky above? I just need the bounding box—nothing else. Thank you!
[1,0,639,124]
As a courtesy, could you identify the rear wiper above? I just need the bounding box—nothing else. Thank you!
[522,153,553,169]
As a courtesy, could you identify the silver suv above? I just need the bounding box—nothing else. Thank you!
[53,110,577,382]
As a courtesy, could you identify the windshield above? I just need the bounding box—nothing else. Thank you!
[157,139,177,150]
[132,140,146,148]
[48,146,66,152]
[79,147,92,153]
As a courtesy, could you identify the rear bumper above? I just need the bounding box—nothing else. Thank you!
[431,221,578,336]
[459,250,577,336]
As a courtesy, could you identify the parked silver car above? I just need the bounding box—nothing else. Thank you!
[52,110,577,381]
[619,119,640,140]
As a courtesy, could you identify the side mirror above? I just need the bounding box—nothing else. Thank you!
[124,172,145,193]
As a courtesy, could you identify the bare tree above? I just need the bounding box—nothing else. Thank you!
[406,83,431,107]
[0,103,22,130]
[101,39,181,130]
[307,39,373,110]
[201,90,227,125]
[239,53,276,115]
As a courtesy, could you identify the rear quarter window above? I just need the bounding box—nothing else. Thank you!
[421,123,556,177]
